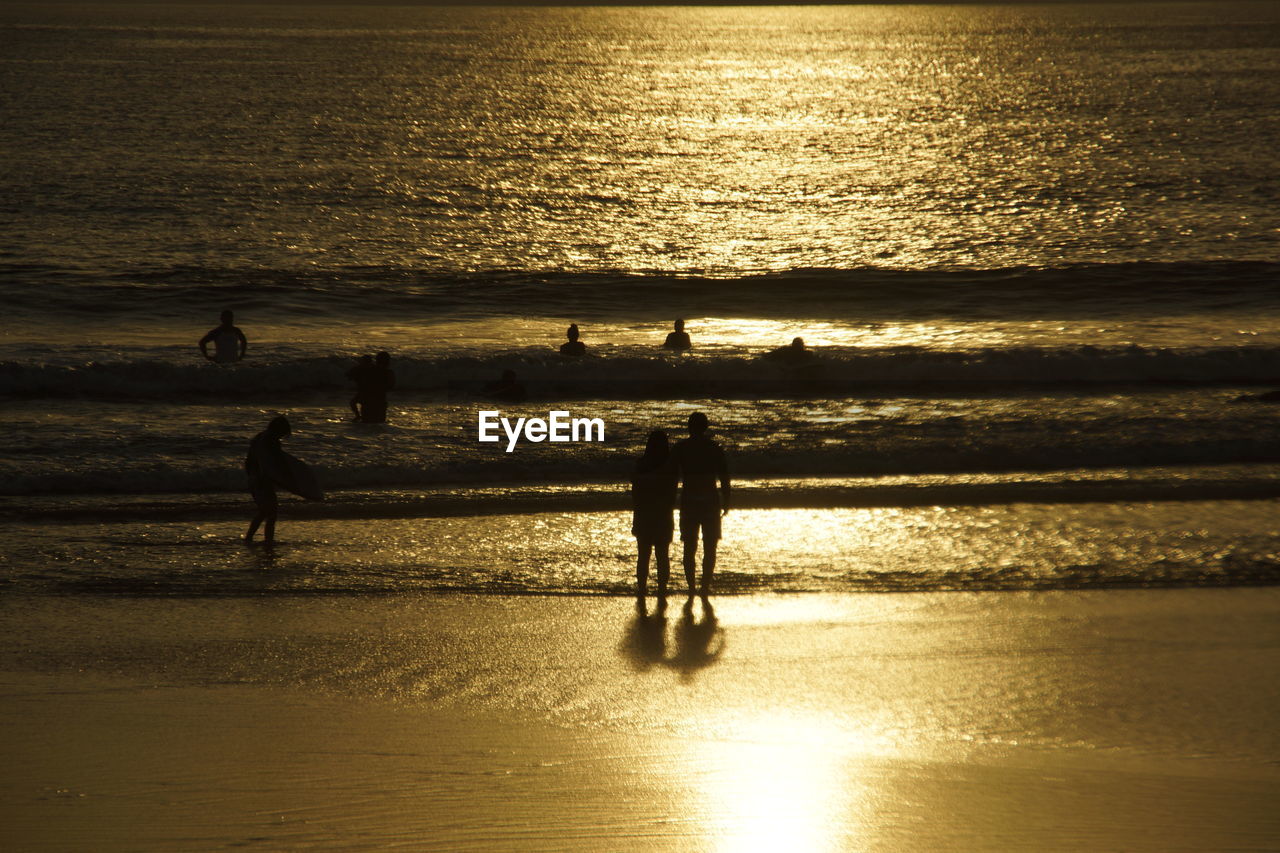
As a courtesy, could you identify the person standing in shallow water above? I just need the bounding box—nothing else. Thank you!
[356,351,395,423]
[199,310,247,363]
[560,323,586,356]
[631,429,678,604]
[663,319,691,351]
[347,354,374,420]
[245,415,290,543]
[672,412,731,597]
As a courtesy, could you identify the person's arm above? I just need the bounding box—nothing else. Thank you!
[236,328,248,360]
[199,329,215,359]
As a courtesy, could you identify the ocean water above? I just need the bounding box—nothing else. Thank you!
[2,2,1279,594]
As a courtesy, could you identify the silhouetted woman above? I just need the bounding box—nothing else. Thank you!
[560,323,586,356]
[631,429,678,602]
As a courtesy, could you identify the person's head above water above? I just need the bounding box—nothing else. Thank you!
[220,310,234,325]
[267,415,291,438]
[566,323,580,341]
[790,337,807,350]
[674,319,685,332]
[644,428,669,458]
[375,351,390,366]
[688,412,709,436]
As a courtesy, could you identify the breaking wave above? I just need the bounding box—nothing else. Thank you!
[4,343,1280,400]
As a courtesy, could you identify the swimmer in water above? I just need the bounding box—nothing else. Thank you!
[663,319,692,351]
[560,323,587,357]
[199,310,248,363]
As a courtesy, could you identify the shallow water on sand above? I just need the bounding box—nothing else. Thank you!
[3,590,1278,851]
[4,499,1280,596]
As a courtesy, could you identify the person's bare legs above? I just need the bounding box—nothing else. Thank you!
[655,543,670,601]
[635,539,651,600]
[683,539,698,594]
[247,508,277,544]
[700,539,718,597]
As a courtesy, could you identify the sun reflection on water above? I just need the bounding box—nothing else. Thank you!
[703,715,878,853]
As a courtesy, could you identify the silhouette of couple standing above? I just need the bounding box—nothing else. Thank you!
[631,412,730,602]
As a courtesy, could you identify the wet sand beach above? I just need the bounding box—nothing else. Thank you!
[4,587,1278,851]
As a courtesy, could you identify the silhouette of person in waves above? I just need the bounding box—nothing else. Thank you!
[353,351,395,423]
[560,323,587,356]
[199,310,247,363]
[484,368,527,402]
[663,318,692,351]
[347,354,374,420]
[631,429,678,602]
[765,336,814,363]
[245,415,291,544]
[672,412,730,597]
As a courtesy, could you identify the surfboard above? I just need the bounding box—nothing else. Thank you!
[263,452,324,501]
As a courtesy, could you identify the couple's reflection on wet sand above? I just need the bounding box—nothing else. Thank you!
[621,597,724,680]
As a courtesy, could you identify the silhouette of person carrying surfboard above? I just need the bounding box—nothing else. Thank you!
[199,310,248,363]
[244,415,323,544]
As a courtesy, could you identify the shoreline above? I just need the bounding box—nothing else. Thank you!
[4,498,1280,597]
[6,463,1280,522]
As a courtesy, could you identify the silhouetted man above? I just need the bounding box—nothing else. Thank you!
[199,310,247,363]
[560,323,586,356]
[663,319,692,351]
[672,412,730,597]
[245,415,290,543]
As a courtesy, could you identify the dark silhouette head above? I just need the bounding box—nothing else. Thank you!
[643,429,669,460]
[674,319,685,332]
[266,415,291,438]
[791,337,805,350]
[566,323,580,342]
[375,351,390,366]
[220,310,234,325]
[688,412,709,436]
